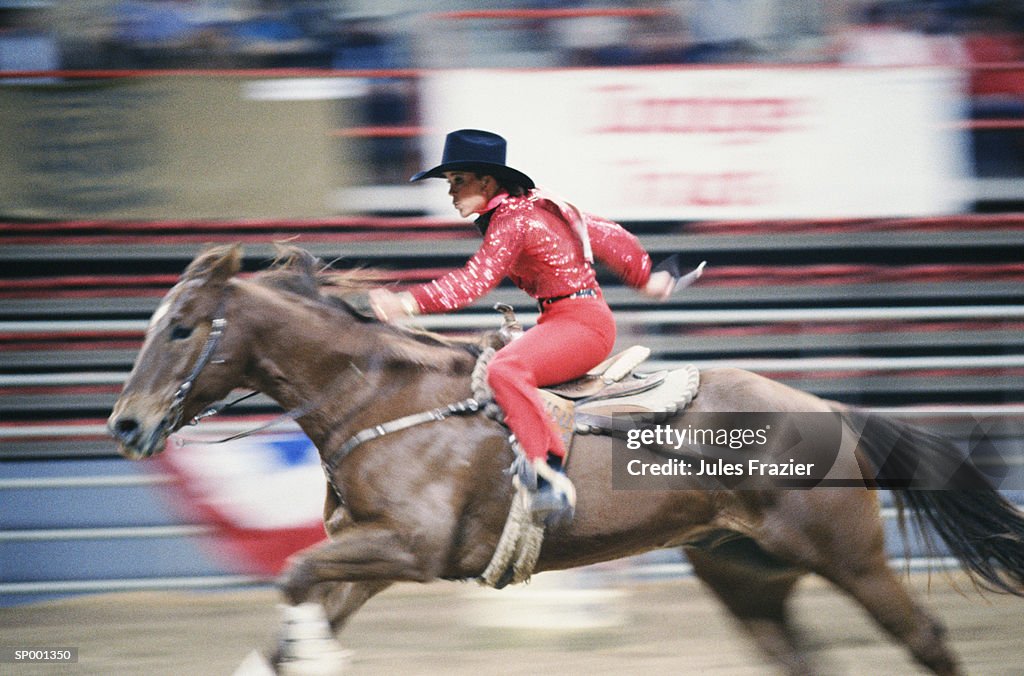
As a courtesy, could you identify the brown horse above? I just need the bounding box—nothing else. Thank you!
[108,245,1024,675]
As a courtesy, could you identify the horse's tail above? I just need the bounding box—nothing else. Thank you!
[834,404,1024,596]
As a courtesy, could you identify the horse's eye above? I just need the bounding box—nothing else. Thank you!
[169,325,194,341]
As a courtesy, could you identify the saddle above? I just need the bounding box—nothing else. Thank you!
[539,350,700,454]
[485,304,701,455]
[474,334,700,589]
[478,305,698,588]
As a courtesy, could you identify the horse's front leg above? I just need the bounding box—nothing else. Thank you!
[320,579,392,632]
[269,580,391,675]
[280,523,436,605]
[273,524,431,674]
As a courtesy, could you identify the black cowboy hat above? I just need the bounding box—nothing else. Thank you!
[410,129,535,189]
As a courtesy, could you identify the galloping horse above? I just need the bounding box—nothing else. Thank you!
[108,245,1024,675]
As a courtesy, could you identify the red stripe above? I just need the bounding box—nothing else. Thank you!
[0,384,122,396]
[330,126,427,138]
[758,367,1024,380]
[0,216,465,233]
[0,339,141,352]
[680,320,1024,339]
[0,230,475,247]
[4,263,1023,301]
[949,119,1024,130]
[688,214,1024,234]
[2,274,179,289]
[435,8,668,20]
[0,68,422,79]
[6,215,1022,240]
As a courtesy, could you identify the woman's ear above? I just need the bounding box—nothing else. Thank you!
[481,174,498,195]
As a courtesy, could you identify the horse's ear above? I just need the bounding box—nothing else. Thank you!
[340,292,378,321]
[182,244,242,286]
[272,243,322,277]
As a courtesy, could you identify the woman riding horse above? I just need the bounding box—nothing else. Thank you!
[108,243,1024,675]
[368,129,675,523]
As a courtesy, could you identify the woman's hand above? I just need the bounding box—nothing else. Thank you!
[368,289,419,322]
[642,270,675,301]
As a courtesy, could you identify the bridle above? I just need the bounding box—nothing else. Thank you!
[161,298,334,446]
[164,306,228,432]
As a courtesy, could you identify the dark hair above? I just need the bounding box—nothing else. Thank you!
[496,177,529,197]
[470,169,528,197]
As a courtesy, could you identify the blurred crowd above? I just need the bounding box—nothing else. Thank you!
[0,0,1022,72]
[2,0,1021,185]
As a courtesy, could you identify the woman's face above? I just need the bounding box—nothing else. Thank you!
[444,171,494,218]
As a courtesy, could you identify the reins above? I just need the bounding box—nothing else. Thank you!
[183,394,325,446]
[165,297,326,446]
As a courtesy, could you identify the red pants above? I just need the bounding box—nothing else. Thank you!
[486,297,616,462]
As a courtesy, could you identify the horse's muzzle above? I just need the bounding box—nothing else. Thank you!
[107,413,169,460]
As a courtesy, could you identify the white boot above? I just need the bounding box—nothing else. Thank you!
[526,458,576,527]
[277,602,352,676]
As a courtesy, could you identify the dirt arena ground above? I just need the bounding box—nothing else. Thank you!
[2,572,1022,675]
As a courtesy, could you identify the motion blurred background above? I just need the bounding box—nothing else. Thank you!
[2,0,1023,608]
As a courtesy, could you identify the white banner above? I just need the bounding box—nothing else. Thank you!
[417,67,969,220]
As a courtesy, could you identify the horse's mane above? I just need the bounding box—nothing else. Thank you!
[254,245,483,373]
[257,246,384,300]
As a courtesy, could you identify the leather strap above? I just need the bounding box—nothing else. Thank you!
[322,397,483,499]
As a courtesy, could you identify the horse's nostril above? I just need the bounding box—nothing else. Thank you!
[112,417,140,442]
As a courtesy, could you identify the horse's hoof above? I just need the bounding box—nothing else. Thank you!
[233,650,276,676]
[278,648,351,676]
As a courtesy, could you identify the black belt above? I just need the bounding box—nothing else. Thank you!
[538,288,598,310]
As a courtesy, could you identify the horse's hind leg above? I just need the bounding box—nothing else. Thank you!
[685,538,813,676]
[819,556,960,675]
[760,491,962,676]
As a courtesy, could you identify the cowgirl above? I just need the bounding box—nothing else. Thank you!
[370,129,673,523]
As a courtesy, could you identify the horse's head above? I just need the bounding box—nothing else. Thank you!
[108,244,243,459]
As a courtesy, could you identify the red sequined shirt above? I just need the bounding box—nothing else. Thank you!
[408,191,652,314]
